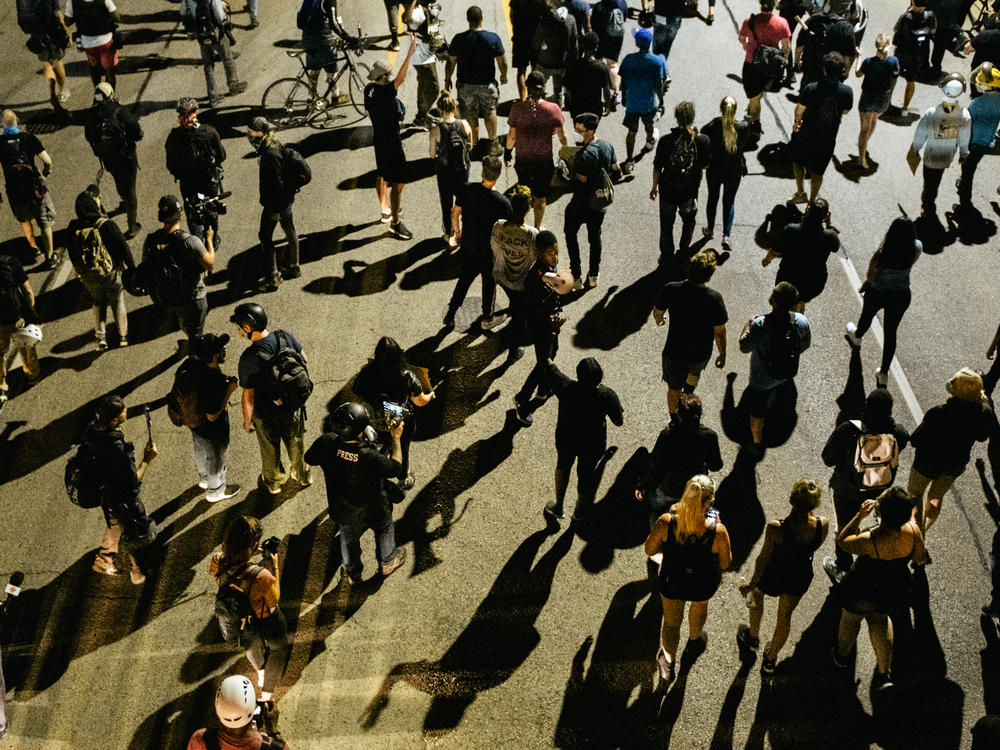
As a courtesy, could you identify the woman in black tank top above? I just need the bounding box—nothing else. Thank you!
[738,479,828,674]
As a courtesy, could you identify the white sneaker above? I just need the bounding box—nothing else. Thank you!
[844,322,862,348]
[58,86,71,103]
[572,277,584,291]
[586,274,599,288]
[480,314,505,331]
[875,368,888,388]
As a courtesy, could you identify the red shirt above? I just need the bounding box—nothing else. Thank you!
[739,12,791,62]
[508,98,565,163]
[187,727,292,750]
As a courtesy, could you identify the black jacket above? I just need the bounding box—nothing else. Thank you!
[81,423,144,524]
[164,124,226,192]
[258,144,293,212]
[84,100,143,163]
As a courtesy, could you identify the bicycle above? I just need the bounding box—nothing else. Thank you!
[261,31,372,129]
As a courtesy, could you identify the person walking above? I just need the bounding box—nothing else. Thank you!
[403,0,441,127]
[909,74,971,218]
[738,0,791,127]
[505,70,567,228]
[636,394,723,525]
[701,96,752,253]
[892,1,936,113]
[444,155,512,329]
[844,216,921,387]
[209,517,289,702]
[645,475,732,687]
[429,91,471,247]
[542,357,624,523]
[67,185,133,350]
[16,0,72,107]
[64,0,122,88]
[87,394,157,586]
[247,117,302,292]
[908,368,994,534]
[513,230,575,426]
[789,52,853,204]
[854,34,899,170]
[564,32,613,121]
[763,199,840,313]
[0,253,41,400]
[184,0,248,107]
[618,28,667,170]
[738,479,828,674]
[141,195,215,345]
[650,251,727,417]
[305,402,408,585]
[175,333,241,502]
[232,302,312,496]
[445,6,508,155]
[492,185,538,364]
[832,488,926,690]
[641,0,684,61]
[532,0,579,107]
[164,98,227,244]
[820,389,909,581]
[510,0,548,98]
[83,82,143,239]
[738,282,811,454]
[589,0,628,104]
[956,64,1000,210]
[0,110,56,266]
[365,35,417,239]
[650,101,710,267]
[565,112,620,289]
[186,675,291,750]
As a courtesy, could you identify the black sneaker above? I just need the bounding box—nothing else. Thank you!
[736,623,759,660]
[513,397,533,427]
[248,15,259,28]
[228,81,249,96]
[391,221,413,240]
[125,222,142,240]
[872,668,893,691]
[282,265,302,280]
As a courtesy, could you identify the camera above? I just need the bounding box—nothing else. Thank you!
[382,401,412,426]
[186,190,232,216]
[260,536,280,557]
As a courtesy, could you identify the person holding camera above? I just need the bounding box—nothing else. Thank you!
[305,402,408,585]
[210,517,288,703]
[186,674,291,750]
[88,394,157,586]
[164,98,227,245]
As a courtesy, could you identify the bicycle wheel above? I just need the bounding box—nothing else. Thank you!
[261,77,312,128]
[349,63,371,117]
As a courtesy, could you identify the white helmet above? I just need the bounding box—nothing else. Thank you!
[11,324,42,348]
[215,675,256,729]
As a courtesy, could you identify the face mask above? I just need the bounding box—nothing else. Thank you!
[3,126,19,135]
[247,134,265,150]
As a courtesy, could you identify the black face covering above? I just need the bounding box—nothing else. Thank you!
[247,134,266,151]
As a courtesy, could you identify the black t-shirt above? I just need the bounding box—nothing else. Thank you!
[564,56,611,117]
[652,129,710,201]
[547,362,624,449]
[455,182,512,254]
[911,399,995,476]
[353,364,422,432]
[164,124,225,191]
[894,10,936,53]
[972,28,1000,68]
[179,358,232,439]
[304,434,405,524]
[524,259,561,317]
[701,117,750,178]
[237,330,304,419]
[822,419,910,494]
[141,228,207,300]
[0,131,44,198]
[797,80,853,144]
[773,223,840,302]
[654,280,728,363]
[449,29,505,84]
[364,81,402,143]
[0,254,28,325]
[642,422,723,498]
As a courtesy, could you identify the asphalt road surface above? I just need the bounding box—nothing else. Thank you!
[1,0,1000,748]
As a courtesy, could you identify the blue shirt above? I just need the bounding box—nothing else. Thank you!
[741,312,811,390]
[859,55,899,97]
[618,50,667,114]
[968,92,1000,148]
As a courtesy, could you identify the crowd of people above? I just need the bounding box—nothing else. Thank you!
[2,0,1000,745]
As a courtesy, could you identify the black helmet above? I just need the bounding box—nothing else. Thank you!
[157,194,183,223]
[229,302,267,331]
[331,402,370,440]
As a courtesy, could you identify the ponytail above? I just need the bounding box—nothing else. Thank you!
[720,96,737,154]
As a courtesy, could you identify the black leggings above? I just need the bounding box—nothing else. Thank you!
[855,288,912,373]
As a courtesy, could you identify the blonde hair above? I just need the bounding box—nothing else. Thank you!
[720,96,737,154]
[437,90,458,116]
[946,367,987,403]
[675,475,716,539]
[874,33,891,57]
[789,479,822,512]
[1,110,17,129]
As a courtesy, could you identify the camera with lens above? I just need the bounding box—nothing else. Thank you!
[186,189,232,216]
[382,401,412,427]
[260,535,280,558]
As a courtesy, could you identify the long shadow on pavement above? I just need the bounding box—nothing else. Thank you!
[302,238,441,297]
[713,447,766,573]
[571,266,669,351]
[720,372,799,450]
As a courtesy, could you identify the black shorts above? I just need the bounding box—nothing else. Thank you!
[623,110,656,134]
[375,141,407,184]
[597,35,624,62]
[742,60,773,100]
[512,37,536,70]
[514,160,555,200]
[789,132,834,175]
[896,49,928,82]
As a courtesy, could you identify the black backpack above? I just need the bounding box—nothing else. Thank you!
[658,516,721,600]
[1,136,44,205]
[214,562,261,643]
[65,442,105,509]
[261,331,313,412]
[0,256,27,326]
[435,121,470,177]
[142,232,190,306]
[177,129,221,181]
[89,108,128,162]
[754,200,803,249]
[281,145,312,193]
[661,134,696,190]
[762,312,801,380]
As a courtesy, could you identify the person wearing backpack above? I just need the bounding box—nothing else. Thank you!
[564,32,613,121]
[67,185,134,350]
[63,0,122,88]
[87,394,158,586]
[247,118,303,292]
[650,101,710,270]
[738,282,811,455]
[165,98,228,245]
[893,1,937,113]
[590,0,629,104]
[789,52,853,204]
[16,0,72,107]
[796,11,856,91]
[0,110,56,267]
[820,389,909,580]
[428,91,472,247]
[181,0,249,107]
[564,112,620,290]
[208,517,289,704]
[645,475,731,687]
[231,302,312,496]
[738,0,791,127]
[186,674,292,750]
[532,0,579,108]
[83,82,143,239]
[765,198,840,313]
[505,70,568,229]
[618,28,667,171]
[0,253,41,401]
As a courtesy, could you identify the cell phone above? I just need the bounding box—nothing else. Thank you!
[144,405,152,443]
[383,401,406,417]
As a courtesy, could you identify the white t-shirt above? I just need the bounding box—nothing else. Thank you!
[66,0,117,48]
[491,220,538,290]
[407,6,437,66]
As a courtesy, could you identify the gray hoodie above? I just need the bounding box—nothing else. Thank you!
[912,101,971,169]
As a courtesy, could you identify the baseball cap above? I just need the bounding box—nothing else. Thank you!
[157,194,183,223]
[634,27,653,49]
[369,59,393,81]
[191,333,231,360]
[249,116,271,134]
